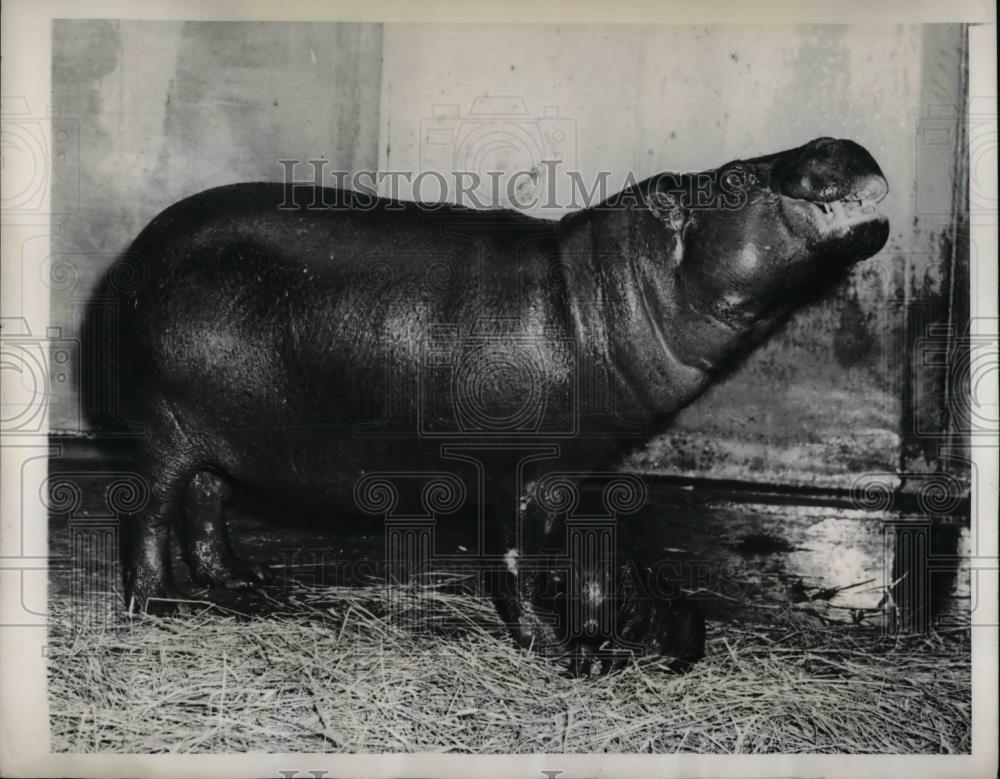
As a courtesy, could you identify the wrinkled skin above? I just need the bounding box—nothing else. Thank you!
[86,137,889,674]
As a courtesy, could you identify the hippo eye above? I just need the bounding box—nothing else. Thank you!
[723,169,745,188]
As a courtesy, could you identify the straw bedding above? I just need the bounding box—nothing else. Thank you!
[48,578,970,753]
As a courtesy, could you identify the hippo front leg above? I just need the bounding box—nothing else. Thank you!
[497,492,706,675]
[603,562,706,674]
[535,560,704,676]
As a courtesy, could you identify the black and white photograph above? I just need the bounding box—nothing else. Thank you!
[1,1,997,777]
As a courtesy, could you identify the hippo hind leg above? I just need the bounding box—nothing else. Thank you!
[178,470,271,590]
[121,449,193,613]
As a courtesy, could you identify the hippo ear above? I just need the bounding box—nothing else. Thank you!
[642,189,686,233]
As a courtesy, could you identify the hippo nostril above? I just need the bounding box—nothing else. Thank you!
[776,137,889,204]
[855,172,889,203]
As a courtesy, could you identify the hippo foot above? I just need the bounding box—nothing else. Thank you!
[189,556,272,591]
[560,597,705,678]
[123,571,190,616]
[603,585,706,675]
[501,561,706,677]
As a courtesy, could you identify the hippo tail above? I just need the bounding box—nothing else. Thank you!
[78,249,148,440]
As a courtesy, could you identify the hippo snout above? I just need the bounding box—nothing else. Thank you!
[774,137,889,204]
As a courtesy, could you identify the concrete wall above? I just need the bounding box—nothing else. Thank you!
[51,22,966,489]
[378,23,966,487]
[49,19,384,429]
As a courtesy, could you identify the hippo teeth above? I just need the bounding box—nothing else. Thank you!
[810,197,880,225]
[838,199,878,219]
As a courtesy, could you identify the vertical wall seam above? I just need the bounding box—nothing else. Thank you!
[940,25,971,469]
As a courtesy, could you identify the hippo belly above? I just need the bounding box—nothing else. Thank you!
[111,188,605,515]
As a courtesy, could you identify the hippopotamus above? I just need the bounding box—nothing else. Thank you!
[85,136,889,674]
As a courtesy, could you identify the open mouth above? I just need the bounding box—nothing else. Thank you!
[785,194,888,239]
[812,198,883,225]
[812,200,878,222]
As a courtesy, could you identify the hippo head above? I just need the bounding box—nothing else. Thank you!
[643,137,890,333]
